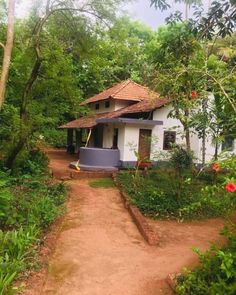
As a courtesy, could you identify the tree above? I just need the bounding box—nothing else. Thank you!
[4,0,128,170]
[0,0,15,110]
[146,23,204,152]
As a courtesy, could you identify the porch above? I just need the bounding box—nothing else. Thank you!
[59,113,163,171]
[46,148,115,179]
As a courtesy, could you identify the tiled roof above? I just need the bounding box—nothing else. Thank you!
[59,97,170,129]
[59,113,108,129]
[80,80,160,105]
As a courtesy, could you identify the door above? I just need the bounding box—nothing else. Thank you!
[138,129,152,161]
[94,125,104,148]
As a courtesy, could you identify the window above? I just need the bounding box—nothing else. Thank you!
[163,131,176,150]
[95,103,99,110]
[105,101,110,108]
[222,136,234,151]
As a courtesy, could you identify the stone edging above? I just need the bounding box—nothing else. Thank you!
[112,173,159,246]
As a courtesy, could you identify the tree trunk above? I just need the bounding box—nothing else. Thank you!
[214,137,219,161]
[202,132,206,165]
[5,136,26,170]
[184,108,191,153]
[0,0,15,110]
[185,127,191,152]
[20,58,42,119]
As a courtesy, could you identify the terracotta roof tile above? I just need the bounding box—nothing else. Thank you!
[80,80,160,105]
[59,97,170,129]
[59,113,108,129]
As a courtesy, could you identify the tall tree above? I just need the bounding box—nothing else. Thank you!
[4,0,127,170]
[0,0,15,110]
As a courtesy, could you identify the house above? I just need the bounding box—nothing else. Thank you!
[59,80,235,171]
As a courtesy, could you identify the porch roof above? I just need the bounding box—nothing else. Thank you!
[59,113,107,129]
[59,97,170,129]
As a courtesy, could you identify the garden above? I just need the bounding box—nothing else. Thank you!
[118,146,236,294]
[0,0,236,293]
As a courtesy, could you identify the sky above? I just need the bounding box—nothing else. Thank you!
[122,0,187,29]
[16,0,208,30]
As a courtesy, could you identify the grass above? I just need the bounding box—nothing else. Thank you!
[89,178,115,188]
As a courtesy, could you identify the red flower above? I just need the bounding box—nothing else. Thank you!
[212,162,220,172]
[225,182,236,193]
[191,91,198,98]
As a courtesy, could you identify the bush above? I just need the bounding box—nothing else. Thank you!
[176,225,236,295]
[0,226,39,294]
[42,128,67,148]
[12,149,49,176]
[0,171,67,293]
[117,169,236,220]
[170,146,193,174]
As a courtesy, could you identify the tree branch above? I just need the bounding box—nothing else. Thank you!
[0,42,5,49]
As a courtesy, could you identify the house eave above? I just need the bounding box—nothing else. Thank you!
[96,118,163,126]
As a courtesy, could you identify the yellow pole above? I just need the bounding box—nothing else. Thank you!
[85,128,92,147]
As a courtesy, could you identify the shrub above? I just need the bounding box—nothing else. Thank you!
[176,225,236,295]
[170,146,193,175]
[0,170,67,293]
[117,169,236,220]
[42,128,67,148]
[0,226,39,294]
[13,149,49,176]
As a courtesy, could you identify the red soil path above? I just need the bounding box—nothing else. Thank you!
[23,149,226,295]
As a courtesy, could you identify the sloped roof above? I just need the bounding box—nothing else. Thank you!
[59,97,170,129]
[80,80,160,105]
[59,113,107,129]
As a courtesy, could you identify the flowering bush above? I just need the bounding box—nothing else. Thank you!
[225,182,236,193]
[191,90,198,98]
[176,156,236,294]
[212,162,220,172]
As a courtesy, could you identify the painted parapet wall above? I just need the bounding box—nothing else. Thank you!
[79,147,120,168]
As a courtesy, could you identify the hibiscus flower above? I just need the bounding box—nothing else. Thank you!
[212,162,220,172]
[225,182,236,193]
[191,91,198,98]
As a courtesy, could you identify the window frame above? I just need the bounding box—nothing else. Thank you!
[105,101,110,108]
[163,131,176,150]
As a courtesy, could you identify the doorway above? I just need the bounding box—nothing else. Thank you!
[138,129,152,161]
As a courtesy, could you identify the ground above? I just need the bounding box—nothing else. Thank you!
[22,149,226,295]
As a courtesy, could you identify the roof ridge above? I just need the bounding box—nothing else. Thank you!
[110,80,131,99]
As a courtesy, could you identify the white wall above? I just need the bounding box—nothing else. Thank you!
[151,105,185,160]
[103,124,114,148]
[89,99,132,114]
[90,100,116,114]
[151,104,215,163]
[100,102,224,164]
[117,125,126,160]
[114,100,131,111]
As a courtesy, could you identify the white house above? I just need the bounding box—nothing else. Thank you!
[59,80,235,171]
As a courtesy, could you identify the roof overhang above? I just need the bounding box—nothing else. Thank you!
[96,118,163,126]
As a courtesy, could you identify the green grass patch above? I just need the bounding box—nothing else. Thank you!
[89,178,115,188]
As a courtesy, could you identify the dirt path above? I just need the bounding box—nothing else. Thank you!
[42,180,224,295]
[25,149,225,295]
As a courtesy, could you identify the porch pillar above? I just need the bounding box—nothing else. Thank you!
[67,129,74,153]
[75,129,82,153]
